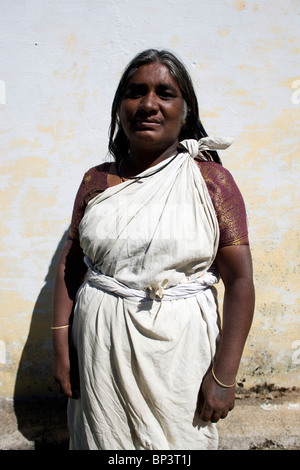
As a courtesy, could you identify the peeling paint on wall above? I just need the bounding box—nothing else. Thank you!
[0,0,299,398]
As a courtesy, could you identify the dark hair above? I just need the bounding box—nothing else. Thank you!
[108,49,221,164]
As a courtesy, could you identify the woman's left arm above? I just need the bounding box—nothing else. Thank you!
[198,244,255,422]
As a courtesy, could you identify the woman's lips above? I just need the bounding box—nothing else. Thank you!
[135,119,161,129]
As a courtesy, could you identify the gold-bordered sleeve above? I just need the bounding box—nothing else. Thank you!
[197,161,249,248]
[67,163,110,240]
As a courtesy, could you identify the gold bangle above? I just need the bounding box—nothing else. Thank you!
[51,324,69,330]
[211,367,236,388]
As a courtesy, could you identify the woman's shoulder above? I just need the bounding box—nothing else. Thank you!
[195,160,239,199]
[68,162,111,240]
[79,161,110,192]
[195,160,249,248]
[82,161,111,182]
[196,160,234,183]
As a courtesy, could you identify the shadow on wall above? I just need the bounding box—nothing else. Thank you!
[14,231,70,449]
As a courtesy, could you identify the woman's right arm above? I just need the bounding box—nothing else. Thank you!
[52,238,87,397]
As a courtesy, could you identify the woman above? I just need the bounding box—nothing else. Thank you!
[52,49,255,450]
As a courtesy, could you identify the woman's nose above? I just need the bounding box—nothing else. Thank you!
[139,91,159,112]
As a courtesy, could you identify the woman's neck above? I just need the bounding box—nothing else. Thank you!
[124,142,179,177]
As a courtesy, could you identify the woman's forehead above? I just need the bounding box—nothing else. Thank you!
[127,63,179,88]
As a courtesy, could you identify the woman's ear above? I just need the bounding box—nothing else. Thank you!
[181,102,189,126]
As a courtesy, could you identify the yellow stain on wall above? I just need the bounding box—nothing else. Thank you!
[0,156,48,198]
[0,156,49,180]
[2,137,41,153]
[235,63,272,73]
[53,62,88,82]
[53,32,88,83]
[200,109,222,119]
[0,292,33,396]
[278,75,300,91]
[232,1,259,12]
[0,289,54,397]
[65,32,78,54]
[234,0,247,11]
[170,36,179,47]
[0,156,53,247]
[226,88,265,109]
[20,186,57,238]
[218,28,229,38]
[0,156,50,224]
[233,108,300,168]
[231,88,250,98]
[37,121,76,154]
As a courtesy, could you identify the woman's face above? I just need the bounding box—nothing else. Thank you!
[119,62,186,155]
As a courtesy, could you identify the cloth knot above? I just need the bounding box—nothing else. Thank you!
[148,279,169,300]
[179,136,234,159]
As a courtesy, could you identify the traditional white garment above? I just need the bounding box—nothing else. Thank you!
[68,138,232,450]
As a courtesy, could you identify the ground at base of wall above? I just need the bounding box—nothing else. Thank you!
[218,386,300,450]
[0,387,299,450]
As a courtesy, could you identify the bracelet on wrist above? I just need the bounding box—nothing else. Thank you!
[211,367,236,388]
[51,324,70,330]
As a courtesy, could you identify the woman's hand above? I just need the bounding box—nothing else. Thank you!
[53,353,73,398]
[52,324,80,399]
[52,346,80,399]
[197,371,235,423]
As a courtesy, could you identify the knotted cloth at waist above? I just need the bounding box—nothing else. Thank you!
[84,256,219,301]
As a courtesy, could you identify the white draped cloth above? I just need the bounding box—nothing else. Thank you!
[68,138,232,450]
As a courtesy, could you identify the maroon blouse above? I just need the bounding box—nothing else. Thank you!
[68,160,249,249]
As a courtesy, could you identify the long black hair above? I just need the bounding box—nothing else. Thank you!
[108,49,221,164]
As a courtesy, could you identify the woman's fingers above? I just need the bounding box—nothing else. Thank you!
[55,375,72,397]
[200,403,228,423]
[198,374,235,423]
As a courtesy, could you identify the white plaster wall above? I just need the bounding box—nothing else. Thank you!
[0,0,299,397]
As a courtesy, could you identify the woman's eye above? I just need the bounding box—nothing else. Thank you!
[124,91,141,99]
[124,85,145,99]
[160,91,175,99]
[158,86,177,99]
